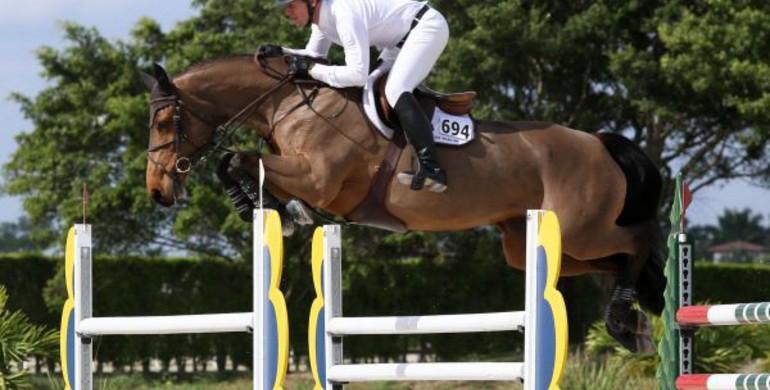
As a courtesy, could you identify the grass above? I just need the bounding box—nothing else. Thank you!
[32,372,521,389]
[30,350,662,389]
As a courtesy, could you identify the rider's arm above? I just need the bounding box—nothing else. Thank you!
[283,25,331,59]
[308,7,369,88]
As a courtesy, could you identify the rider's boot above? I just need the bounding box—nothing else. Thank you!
[393,92,447,193]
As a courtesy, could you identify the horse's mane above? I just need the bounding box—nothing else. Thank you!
[177,54,254,76]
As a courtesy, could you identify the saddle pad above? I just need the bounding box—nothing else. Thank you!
[430,107,474,146]
[362,70,475,146]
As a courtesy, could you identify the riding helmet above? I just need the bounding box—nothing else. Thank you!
[274,0,294,9]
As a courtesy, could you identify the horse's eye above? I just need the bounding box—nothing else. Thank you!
[157,121,171,131]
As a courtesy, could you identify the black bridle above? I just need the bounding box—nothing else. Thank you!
[145,71,293,199]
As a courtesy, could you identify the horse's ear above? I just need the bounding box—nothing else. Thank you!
[140,71,156,90]
[152,63,176,94]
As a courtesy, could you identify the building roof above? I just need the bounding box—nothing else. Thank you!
[707,241,768,253]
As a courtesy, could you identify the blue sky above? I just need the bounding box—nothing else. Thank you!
[0,0,197,225]
[0,0,768,228]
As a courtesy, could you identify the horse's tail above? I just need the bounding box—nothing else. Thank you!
[596,132,665,314]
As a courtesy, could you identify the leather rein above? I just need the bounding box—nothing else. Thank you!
[146,55,294,195]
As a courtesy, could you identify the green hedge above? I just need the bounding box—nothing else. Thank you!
[14,251,766,371]
[692,262,770,304]
[0,255,57,327]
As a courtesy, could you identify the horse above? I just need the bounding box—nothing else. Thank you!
[142,54,664,354]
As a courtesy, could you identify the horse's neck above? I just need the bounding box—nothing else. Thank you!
[175,60,287,127]
[177,59,389,165]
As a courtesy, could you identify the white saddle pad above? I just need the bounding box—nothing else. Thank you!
[362,68,475,146]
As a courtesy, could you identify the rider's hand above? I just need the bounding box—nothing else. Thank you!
[257,44,284,58]
[288,56,314,79]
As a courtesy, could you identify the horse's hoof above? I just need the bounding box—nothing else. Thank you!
[286,199,313,225]
[281,217,295,237]
[605,306,654,354]
[635,335,656,355]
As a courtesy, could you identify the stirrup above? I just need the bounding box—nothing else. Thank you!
[397,170,447,193]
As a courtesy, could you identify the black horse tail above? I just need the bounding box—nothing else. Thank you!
[596,132,666,314]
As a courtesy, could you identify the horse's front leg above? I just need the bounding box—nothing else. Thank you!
[235,153,344,226]
[216,153,299,236]
[259,154,344,209]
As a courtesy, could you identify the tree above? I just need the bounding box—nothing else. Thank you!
[3,0,770,257]
[0,217,37,253]
[0,286,59,389]
[715,208,767,244]
[1,1,310,256]
[431,0,770,209]
[688,208,768,260]
[687,223,720,260]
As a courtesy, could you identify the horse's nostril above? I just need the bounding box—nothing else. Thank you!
[151,189,173,207]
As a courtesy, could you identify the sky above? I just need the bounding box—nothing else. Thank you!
[0,0,198,224]
[0,1,769,228]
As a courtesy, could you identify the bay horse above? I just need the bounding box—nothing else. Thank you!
[143,54,664,354]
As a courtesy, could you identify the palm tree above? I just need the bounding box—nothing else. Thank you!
[0,285,58,389]
[715,208,766,244]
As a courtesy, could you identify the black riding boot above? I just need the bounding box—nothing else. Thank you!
[393,92,447,193]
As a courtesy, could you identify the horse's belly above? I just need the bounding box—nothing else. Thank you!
[384,124,626,232]
[386,135,544,231]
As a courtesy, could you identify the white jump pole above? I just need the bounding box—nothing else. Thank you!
[60,207,289,390]
[308,210,568,389]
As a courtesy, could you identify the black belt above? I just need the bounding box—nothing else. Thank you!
[396,4,430,49]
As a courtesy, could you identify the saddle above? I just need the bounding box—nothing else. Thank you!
[373,73,476,127]
[345,74,477,233]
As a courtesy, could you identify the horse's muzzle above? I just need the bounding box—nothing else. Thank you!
[151,189,175,207]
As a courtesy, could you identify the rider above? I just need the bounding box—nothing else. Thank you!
[260,0,449,193]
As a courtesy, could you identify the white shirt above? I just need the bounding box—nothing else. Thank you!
[285,0,427,88]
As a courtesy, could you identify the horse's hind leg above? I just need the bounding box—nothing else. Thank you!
[560,220,660,354]
[497,218,621,275]
[604,222,662,355]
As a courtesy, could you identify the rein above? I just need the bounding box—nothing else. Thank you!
[146,61,293,196]
[147,54,352,213]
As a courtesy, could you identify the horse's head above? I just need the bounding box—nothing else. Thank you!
[142,64,219,207]
[142,56,305,207]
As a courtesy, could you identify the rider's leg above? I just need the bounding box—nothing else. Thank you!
[392,93,447,192]
[385,8,449,193]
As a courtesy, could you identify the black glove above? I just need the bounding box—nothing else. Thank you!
[288,56,314,78]
[257,44,284,59]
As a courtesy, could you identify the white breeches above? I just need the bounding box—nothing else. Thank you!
[384,8,449,107]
